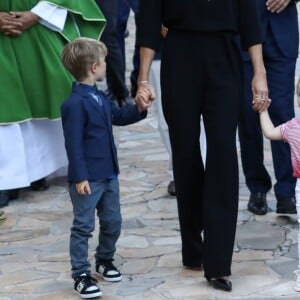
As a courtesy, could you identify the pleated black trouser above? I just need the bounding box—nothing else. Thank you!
[161,30,241,278]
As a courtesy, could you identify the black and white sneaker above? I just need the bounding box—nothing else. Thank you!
[96,260,122,282]
[74,273,102,299]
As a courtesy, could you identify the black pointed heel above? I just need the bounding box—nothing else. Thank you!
[206,276,232,292]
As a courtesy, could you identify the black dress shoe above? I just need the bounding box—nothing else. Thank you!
[30,178,49,191]
[277,197,296,214]
[167,180,176,196]
[0,191,9,208]
[247,192,268,215]
[206,277,232,292]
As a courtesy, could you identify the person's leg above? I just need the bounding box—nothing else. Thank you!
[95,0,129,105]
[200,34,239,279]
[149,60,174,192]
[238,53,271,216]
[69,182,102,279]
[95,178,122,261]
[94,178,122,282]
[117,0,130,66]
[127,0,140,97]
[150,59,206,197]
[263,33,296,212]
[161,31,206,268]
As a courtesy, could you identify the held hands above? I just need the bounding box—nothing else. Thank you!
[76,180,91,195]
[266,0,291,13]
[252,71,271,113]
[135,81,156,112]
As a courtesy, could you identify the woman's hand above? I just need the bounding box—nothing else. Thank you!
[251,71,271,112]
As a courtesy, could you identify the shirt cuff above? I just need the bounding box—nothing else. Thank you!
[31,1,67,32]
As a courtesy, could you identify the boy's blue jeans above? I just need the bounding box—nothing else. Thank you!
[69,178,122,279]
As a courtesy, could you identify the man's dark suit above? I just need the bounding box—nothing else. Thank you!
[238,0,299,203]
[95,0,130,105]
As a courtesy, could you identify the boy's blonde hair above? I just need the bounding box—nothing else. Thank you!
[62,37,107,81]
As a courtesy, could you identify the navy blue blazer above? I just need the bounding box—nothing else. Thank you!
[61,82,147,183]
[240,0,298,60]
[257,0,299,58]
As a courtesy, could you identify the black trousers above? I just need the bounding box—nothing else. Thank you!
[96,0,129,102]
[161,30,241,278]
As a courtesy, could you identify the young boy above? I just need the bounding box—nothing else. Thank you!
[257,98,300,292]
[60,37,152,299]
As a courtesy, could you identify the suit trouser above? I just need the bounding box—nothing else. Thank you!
[149,60,207,180]
[116,0,140,97]
[238,29,296,199]
[96,0,129,101]
[161,30,240,277]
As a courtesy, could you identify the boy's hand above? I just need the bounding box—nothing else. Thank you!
[297,78,300,108]
[135,90,153,111]
[76,180,91,195]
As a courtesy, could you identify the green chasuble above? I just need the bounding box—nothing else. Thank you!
[0,0,106,124]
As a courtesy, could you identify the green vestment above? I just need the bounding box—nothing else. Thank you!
[0,0,106,124]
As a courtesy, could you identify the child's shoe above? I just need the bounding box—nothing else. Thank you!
[74,273,102,299]
[294,269,300,292]
[96,259,122,282]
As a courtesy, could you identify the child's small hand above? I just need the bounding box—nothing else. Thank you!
[135,82,155,112]
[135,92,153,111]
[297,78,300,108]
[252,95,271,113]
[136,82,155,101]
[76,180,91,195]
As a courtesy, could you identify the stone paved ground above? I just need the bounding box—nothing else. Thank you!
[1,10,300,300]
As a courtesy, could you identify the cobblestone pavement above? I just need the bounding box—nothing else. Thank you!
[1,12,300,300]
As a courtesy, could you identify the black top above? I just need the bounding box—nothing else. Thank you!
[137,0,262,51]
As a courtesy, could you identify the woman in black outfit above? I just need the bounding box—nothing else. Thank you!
[136,0,270,292]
